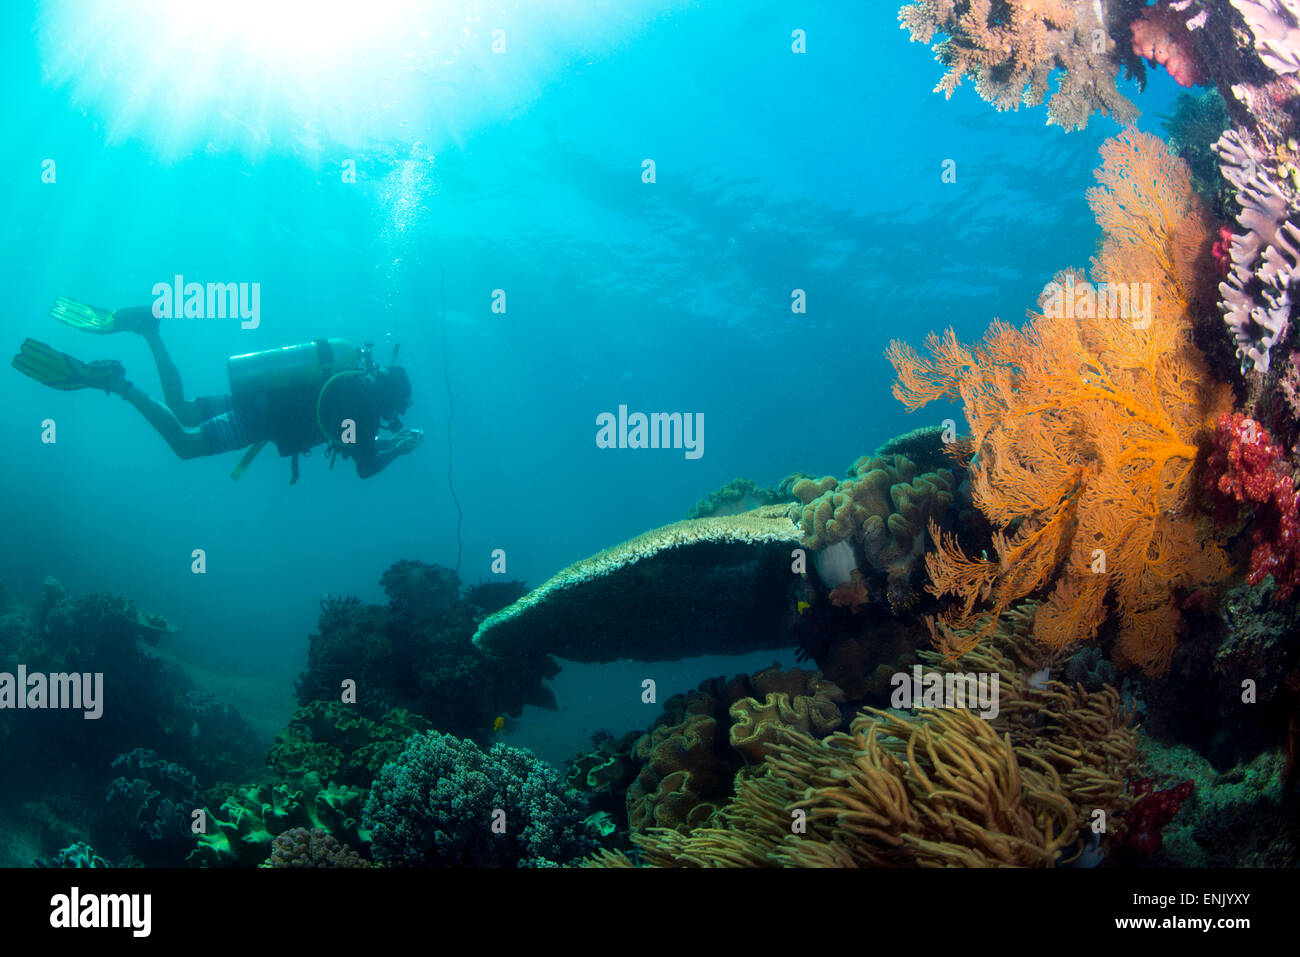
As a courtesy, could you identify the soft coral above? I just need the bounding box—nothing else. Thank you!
[1131,3,1205,87]
[1113,779,1194,857]
[1204,412,1300,600]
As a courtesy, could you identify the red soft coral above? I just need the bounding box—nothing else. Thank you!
[1114,779,1194,856]
[1204,412,1300,600]
[1131,4,1204,87]
[1212,225,1234,277]
[828,570,870,614]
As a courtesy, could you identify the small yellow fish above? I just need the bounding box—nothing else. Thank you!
[797,601,811,615]
[492,716,506,732]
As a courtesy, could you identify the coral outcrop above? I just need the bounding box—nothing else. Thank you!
[0,579,258,798]
[298,561,559,735]
[1142,739,1298,865]
[888,129,1233,675]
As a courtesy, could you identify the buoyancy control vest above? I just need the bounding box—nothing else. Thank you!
[227,338,362,482]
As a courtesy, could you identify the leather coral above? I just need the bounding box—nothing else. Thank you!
[886,129,1233,676]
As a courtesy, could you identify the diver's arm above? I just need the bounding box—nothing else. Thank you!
[355,428,423,479]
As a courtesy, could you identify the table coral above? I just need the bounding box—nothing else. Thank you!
[473,506,802,663]
[887,129,1233,675]
[899,0,1139,130]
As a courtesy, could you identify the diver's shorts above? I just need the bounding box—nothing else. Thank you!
[196,394,253,455]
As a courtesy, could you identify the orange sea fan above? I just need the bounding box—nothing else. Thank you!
[887,129,1233,675]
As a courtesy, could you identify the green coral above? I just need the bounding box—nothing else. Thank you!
[1163,88,1232,219]
[266,701,431,788]
[188,775,370,867]
[1139,739,1297,867]
[687,478,793,519]
[873,425,953,476]
[565,730,642,833]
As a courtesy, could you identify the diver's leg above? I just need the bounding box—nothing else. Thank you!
[117,383,208,459]
[140,329,203,425]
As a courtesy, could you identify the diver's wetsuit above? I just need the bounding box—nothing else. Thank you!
[195,394,257,454]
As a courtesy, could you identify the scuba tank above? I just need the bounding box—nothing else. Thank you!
[228,339,360,401]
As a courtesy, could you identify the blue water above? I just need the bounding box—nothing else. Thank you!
[0,0,1184,761]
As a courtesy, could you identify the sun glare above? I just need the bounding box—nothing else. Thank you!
[37,0,488,158]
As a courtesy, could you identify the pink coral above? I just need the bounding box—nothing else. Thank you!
[1204,412,1300,600]
[1212,224,1235,277]
[1131,4,1205,87]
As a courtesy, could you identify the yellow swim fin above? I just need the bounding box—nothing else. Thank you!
[51,297,157,335]
[11,338,125,392]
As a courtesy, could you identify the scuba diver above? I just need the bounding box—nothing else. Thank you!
[11,297,423,482]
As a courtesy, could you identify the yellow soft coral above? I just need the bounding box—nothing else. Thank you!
[886,129,1232,675]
